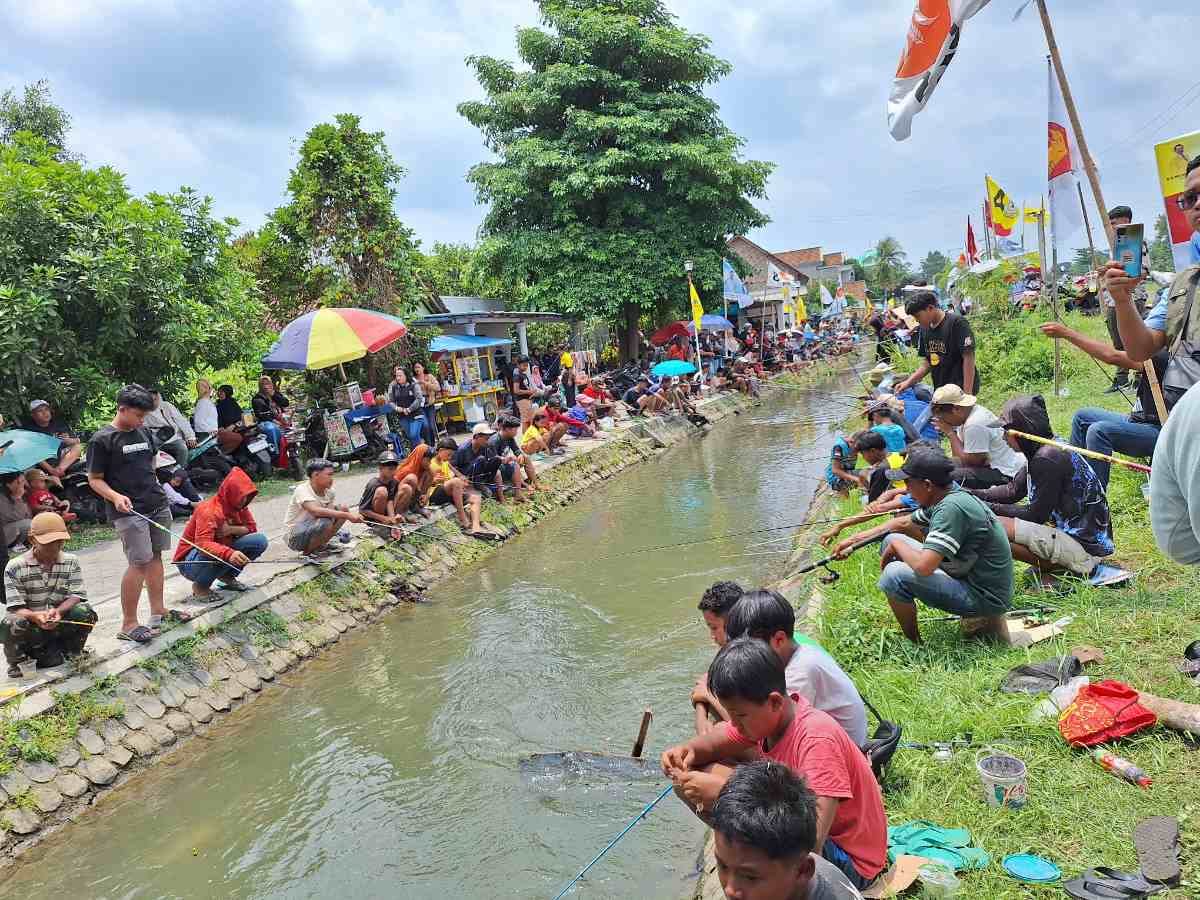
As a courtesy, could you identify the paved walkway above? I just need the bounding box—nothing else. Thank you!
[1,429,616,702]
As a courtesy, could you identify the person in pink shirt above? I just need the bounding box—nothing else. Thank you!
[662,638,886,891]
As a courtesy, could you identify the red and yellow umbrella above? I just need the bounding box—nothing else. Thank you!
[262,308,408,371]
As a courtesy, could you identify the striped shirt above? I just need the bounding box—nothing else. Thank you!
[910,488,1013,616]
[3,551,88,612]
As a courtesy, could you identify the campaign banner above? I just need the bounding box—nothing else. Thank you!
[1155,131,1200,269]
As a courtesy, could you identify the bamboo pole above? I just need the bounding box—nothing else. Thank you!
[1004,428,1152,474]
[1035,0,1166,417]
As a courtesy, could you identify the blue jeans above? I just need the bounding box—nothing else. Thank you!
[177,532,268,588]
[421,406,438,443]
[823,839,873,890]
[1069,407,1159,489]
[878,534,979,616]
[257,420,282,456]
[396,415,424,451]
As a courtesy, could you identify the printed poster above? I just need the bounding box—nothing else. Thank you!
[1155,131,1200,269]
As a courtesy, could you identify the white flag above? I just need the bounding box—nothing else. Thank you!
[888,0,993,141]
[1047,62,1084,246]
[819,283,834,307]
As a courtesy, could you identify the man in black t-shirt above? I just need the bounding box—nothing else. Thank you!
[357,451,413,531]
[511,356,535,429]
[86,384,173,644]
[895,292,980,396]
[23,400,83,480]
[487,414,538,499]
[453,423,504,496]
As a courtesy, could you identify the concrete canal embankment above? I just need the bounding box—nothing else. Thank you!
[0,355,865,868]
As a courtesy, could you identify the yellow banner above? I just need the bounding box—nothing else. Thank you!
[986,175,1019,237]
[689,280,704,330]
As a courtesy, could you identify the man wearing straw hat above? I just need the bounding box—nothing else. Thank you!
[2,512,97,678]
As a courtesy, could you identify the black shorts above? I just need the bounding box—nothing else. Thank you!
[429,485,452,506]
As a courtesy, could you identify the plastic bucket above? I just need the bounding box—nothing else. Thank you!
[976,747,1027,809]
[918,863,961,898]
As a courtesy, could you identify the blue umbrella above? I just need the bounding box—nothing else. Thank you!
[651,360,697,377]
[687,314,735,333]
[0,429,63,475]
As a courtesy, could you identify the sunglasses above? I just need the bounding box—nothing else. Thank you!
[1177,191,1200,212]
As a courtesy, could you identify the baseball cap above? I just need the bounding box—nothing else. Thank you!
[377,450,400,465]
[472,422,496,437]
[29,399,49,413]
[931,384,977,408]
[885,446,956,485]
[29,512,71,544]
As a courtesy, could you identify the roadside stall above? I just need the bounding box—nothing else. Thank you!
[429,334,512,428]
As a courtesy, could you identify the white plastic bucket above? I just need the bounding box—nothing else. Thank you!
[976,747,1028,809]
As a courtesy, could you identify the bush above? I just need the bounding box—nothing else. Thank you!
[976,311,1086,394]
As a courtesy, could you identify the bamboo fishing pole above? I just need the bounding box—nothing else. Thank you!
[1004,429,1151,474]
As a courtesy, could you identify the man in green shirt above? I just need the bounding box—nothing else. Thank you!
[832,447,1013,643]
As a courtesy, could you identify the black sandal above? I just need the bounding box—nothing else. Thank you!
[1133,817,1181,885]
[117,625,156,643]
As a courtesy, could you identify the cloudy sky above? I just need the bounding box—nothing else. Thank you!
[3,0,1196,267]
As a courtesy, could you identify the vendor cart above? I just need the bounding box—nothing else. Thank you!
[430,334,512,428]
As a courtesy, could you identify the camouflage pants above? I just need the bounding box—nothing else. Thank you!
[1,603,97,664]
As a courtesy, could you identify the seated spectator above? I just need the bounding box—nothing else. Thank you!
[831,447,1014,643]
[23,468,74,521]
[488,415,538,500]
[427,437,494,540]
[22,399,83,481]
[452,423,506,498]
[711,761,867,900]
[1150,381,1200,565]
[0,472,32,551]
[283,458,362,557]
[929,385,1024,489]
[623,377,668,415]
[215,384,245,430]
[657,376,700,417]
[251,375,290,457]
[357,451,410,533]
[661,639,887,891]
[1040,321,1167,490]
[162,468,200,519]
[521,411,568,456]
[143,387,197,469]
[722,590,868,747]
[545,396,595,438]
[394,443,436,520]
[969,395,1115,584]
[692,580,746,735]
[580,378,615,418]
[2,512,98,677]
[174,467,266,599]
[193,378,220,438]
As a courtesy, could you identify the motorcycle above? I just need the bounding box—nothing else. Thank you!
[223,423,273,481]
[58,459,107,524]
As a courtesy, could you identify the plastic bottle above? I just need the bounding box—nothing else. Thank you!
[1091,748,1151,788]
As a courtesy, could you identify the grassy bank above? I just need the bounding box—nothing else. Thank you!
[809,311,1200,897]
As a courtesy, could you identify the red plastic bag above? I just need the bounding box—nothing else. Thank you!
[1058,680,1157,747]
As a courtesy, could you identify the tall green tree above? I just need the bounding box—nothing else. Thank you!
[919,250,949,283]
[866,237,909,299]
[416,241,527,305]
[1068,247,1105,275]
[1149,213,1175,273]
[248,114,423,325]
[0,80,74,159]
[0,135,262,425]
[458,0,772,359]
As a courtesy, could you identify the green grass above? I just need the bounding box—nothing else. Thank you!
[66,521,117,551]
[0,676,123,775]
[809,311,1200,897]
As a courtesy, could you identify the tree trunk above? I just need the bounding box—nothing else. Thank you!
[619,302,641,364]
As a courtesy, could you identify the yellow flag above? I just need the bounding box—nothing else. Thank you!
[1023,205,1048,224]
[796,299,808,323]
[689,280,704,330]
[985,175,1019,237]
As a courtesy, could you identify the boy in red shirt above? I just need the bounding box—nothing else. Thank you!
[24,469,76,521]
[662,638,886,891]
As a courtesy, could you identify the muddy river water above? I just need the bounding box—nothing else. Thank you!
[0,388,844,899]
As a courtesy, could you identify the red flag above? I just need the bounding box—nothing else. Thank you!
[966,217,980,265]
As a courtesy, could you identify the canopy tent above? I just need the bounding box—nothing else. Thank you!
[428,334,513,353]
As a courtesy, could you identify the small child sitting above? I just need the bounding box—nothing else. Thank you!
[825,431,887,494]
[24,469,76,522]
[163,468,200,519]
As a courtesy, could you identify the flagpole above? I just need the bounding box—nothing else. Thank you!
[1077,182,1098,270]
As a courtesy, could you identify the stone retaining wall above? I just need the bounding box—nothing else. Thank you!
[0,388,766,864]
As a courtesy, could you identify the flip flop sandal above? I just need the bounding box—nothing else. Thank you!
[116,626,156,644]
[1085,869,1166,895]
[1133,816,1181,885]
[469,530,501,543]
[1064,870,1165,899]
[164,609,197,624]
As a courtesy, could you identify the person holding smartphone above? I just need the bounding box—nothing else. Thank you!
[1100,206,1149,393]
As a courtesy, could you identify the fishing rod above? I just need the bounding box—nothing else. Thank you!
[1001,429,1152,475]
[549,783,675,900]
[128,509,335,567]
[788,531,889,585]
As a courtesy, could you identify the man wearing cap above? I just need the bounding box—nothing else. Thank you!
[1099,205,1148,394]
[2,512,98,677]
[22,399,83,481]
[358,451,414,530]
[928,385,1024,489]
[832,447,1014,643]
[452,422,505,496]
[622,377,668,415]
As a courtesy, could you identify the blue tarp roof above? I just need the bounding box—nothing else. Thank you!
[428,334,513,353]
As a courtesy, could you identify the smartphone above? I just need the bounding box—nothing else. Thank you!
[1115,224,1144,278]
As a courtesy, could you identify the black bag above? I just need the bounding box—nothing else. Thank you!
[860,697,902,781]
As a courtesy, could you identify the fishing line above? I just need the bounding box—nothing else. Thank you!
[549,784,675,900]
